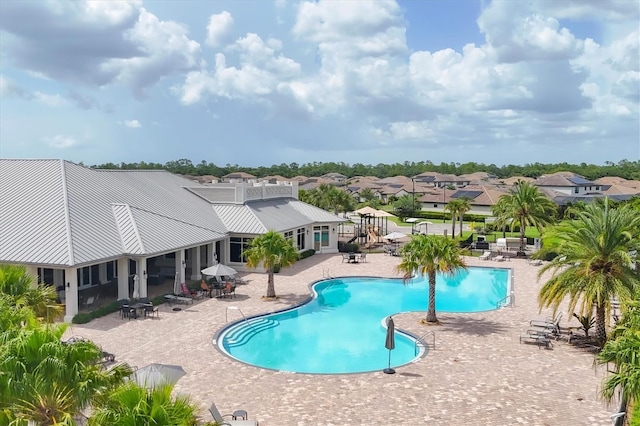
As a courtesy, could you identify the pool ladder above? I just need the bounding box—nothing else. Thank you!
[497,291,515,308]
[415,331,436,355]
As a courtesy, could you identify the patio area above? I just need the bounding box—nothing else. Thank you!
[63,253,616,425]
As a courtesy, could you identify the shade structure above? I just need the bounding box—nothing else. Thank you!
[132,274,140,299]
[354,206,395,218]
[384,316,396,374]
[201,263,237,278]
[383,231,408,241]
[130,363,186,389]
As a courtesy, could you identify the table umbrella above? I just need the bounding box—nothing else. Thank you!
[132,274,140,299]
[383,231,408,241]
[201,264,237,278]
[383,316,396,374]
[173,272,181,295]
[130,363,186,389]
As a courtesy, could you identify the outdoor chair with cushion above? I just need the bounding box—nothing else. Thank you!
[143,303,159,318]
[222,282,236,298]
[180,283,199,300]
[209,402,258,426]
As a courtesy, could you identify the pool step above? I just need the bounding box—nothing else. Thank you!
[223,318,279,347]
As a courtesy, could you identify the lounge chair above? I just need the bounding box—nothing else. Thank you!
[493,255,506,262]
[181,283,200,299]
[530,312,563,336]
[479,251,491,260]
[519,331,552,349]
[209,402,258,426]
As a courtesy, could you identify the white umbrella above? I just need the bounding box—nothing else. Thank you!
[132,274,140,299]
[383,231,408,241]
[130,363,186,389]
[201,264,237,278]
[173,272,181,295]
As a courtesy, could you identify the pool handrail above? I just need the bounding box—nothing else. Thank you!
[226,306,247,322]
[415,330,435,355]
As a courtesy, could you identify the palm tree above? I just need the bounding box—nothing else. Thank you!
[445,199,460,238]
[396,235,467,323]
[0,264,63,322]
[597,302,640,425]
[89,382,198,426]
[0,323,131,425]
[492,181,556,255]
[244,230,299,298]
[538,200,640,344]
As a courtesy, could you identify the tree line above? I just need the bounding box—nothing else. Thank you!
[91,159,640,180]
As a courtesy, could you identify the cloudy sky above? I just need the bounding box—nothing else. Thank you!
[1,0,638,167]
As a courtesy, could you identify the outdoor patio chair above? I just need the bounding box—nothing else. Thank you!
[143,303,159,318]
[493,255,506,262]
[222,282,236,298]
[479,251,491,260]
[181,283,200,299]
[341,253,350,263]
[359,252,367,263]
[209,402,258,426]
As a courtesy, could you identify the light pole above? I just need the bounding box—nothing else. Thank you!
[442,185,446,223]
[411,178,415,218]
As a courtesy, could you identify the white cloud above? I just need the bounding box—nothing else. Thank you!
[33,92,68,107]
[44,134,78,149]
[0,1,200,96]
[123,119,142,128]
[206,11,234,47]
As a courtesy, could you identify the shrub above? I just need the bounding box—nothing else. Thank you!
[299,249,315,259]
[71,312,93,324]
[338,241,360,253]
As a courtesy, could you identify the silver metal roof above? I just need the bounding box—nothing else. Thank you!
[0,160,226,267]
[213,198,346,234]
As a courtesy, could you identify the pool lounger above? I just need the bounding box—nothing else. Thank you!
[164,295,193,305]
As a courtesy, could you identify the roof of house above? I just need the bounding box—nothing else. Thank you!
[212,198,346,234]
[223,171,257,179]
[535,172,595,187]
[0,159,227,267]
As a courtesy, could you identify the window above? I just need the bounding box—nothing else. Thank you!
[433,204,438,208]
[574,187,579,194]
[230,236,253,263]
[596,186,600,191]
[284,230,293,241]
[296,228,306,250]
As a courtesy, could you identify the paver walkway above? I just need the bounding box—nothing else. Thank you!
[65,253,616,425]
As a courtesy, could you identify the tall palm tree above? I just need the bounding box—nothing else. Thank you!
[396,235,467,323]
[244,230,299,298]
[538,200,640,343]
[493,181,556,255]
[445,199,461,238]
[89,383,198,426]
[597,302,640,426]
[0,323,131,425]
[0,264,63,322]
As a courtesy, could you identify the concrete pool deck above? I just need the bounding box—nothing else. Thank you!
[64,254,616,425]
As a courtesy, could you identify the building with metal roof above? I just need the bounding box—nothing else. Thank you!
[0,159,345,322]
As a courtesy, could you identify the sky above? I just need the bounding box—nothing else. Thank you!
[1,0,639,167]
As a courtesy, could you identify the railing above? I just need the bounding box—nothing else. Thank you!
[414,330,435,355]
[497,291,515,308]
[225,306,247,322]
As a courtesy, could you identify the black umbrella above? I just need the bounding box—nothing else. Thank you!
[383,316,396,374]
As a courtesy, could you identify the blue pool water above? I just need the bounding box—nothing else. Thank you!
[216,267,510,374]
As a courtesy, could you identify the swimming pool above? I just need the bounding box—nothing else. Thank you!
[215,267,510,374]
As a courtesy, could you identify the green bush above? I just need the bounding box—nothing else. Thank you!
[338,241,360,253]
[299,249,315,259]
[71,312,93,324]
[630,403,640,426]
